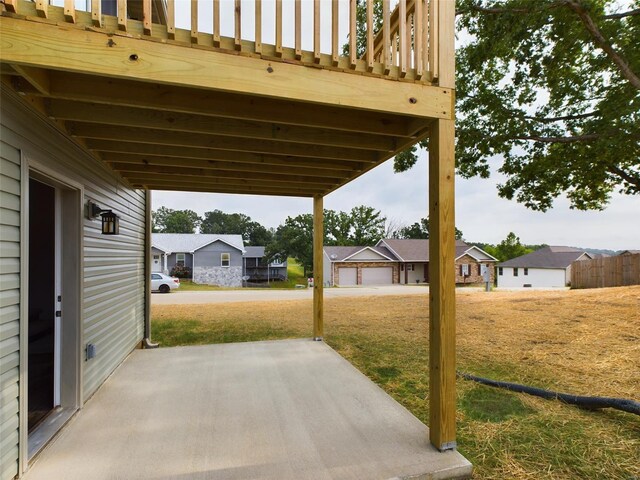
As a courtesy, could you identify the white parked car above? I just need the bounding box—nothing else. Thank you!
[151,273,180,293]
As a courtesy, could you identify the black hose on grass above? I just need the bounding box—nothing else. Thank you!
[458,372,640,416]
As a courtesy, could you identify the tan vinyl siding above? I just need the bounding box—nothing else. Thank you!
[1,86,146,449]
[0,140,21,480]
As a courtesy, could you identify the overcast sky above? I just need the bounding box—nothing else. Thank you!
[153,147,639,251]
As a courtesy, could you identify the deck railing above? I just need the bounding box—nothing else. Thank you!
[5,0,442,83]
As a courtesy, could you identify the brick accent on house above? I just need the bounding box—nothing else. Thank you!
[455,254,495,285]
[333,262,399,285]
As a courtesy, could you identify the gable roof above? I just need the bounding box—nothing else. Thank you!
[152,233,245,254]
[498,246,591,269]
[376,239,482,262]
[324,245,396,262]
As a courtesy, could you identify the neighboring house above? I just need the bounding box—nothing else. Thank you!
[152,234,245,287]
[619,250,640,256]
[497,246,592,288]
[323,240,497,286]
[242,246,288,282]
[323,245,400,286]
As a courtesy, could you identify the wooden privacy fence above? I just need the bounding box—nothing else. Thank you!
[571,254,640,289]
[6,0,441,83]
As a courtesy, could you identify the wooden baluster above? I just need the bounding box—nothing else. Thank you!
[383,0,390,75]
[91,0,102,27]
[422,0,429,80]
[213,0,221,47]
[235,0,242,51]
[144,0,152,36]
[429,0,439,81]
[4,0,18,14]
[314,0,321,63]
[349,0,357,69]
[392,33,398,67]
[190,0,198,43]
[275,0,283,57]
[366,0,374,71]
[36,0,48,18]
[167,0,175,40]
[414,0,423,78]
[64,0,76,23]
[295,0,302,60]
[255,0,262,54]
[332,0,339,66]
[406,12,412,72]
[398,0,407,77]
[118,0,127,31]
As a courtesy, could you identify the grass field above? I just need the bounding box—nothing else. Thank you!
[151,286,640,480]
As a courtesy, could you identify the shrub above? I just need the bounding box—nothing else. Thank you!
[170,264,192,279]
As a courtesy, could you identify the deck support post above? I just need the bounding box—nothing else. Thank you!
[428,118,456,451]
[313,194,324,340]
[143,189,158,349]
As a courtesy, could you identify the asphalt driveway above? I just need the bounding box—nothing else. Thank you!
[151,285,431,305]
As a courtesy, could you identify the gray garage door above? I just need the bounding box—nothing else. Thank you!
[361,267,393,285]
[338,267,357,286]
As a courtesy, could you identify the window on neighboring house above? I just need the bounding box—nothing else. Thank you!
[221,252,230,267]
[477,264,482,275]
[498,267,503,276]
[524,268,529,275]
[400,264,405,271]
[461,264,470,276]
[410,264,415,271]
[176,253,185,266]
[514,268,519,276]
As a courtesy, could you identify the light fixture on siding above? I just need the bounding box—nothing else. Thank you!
[87,200,120,235]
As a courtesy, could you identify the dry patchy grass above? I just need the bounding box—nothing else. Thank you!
[152,286,640,480]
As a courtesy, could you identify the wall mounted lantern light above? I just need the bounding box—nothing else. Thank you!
[87,200,120,235]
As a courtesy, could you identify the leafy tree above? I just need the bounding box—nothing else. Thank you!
[354,0,640,210]
[398,217,463,240]
[484,232,534,261]
[153,207,201,233]
[200,209,273,246]
[325,209,353,245]
[266,214,315,276]
[349,205,386,245]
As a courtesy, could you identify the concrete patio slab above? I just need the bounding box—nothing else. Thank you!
[25,339,471,480]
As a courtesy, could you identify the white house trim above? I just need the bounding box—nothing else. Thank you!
[191,237,246,254]
[342,246,396,262]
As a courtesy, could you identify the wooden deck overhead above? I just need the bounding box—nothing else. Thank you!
[1,0,452,197]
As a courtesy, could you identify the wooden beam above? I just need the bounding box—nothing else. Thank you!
[85,139,364,171]
[123,175,322,196]
[349,0,357,68]
[383,0,390,75]
[117,0,127,31]
[294,0,301,60]
[11,65,49,95]
[47,100,399,151]
[313,195,324,340]
[102,155,353,179]
[399,0,407,77]
[109,163,338,187]
[86,140,365,172]
[136,183,314,197]
[428,0,439,82]
[68,123,379,162]
[331,0,339,67]
[35,0,47,18]
[43,72,417,137]
[428,118,456,451]
[366,0,374,72]
[3,0,18,13]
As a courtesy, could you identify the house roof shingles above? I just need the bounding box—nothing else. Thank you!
[378,239,470,262]
[324,246,395,261]
[244,246,266,258]
[152,233,245,254]
[498,246,590,269]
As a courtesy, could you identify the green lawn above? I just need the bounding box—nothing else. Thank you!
[151,287,640,480]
